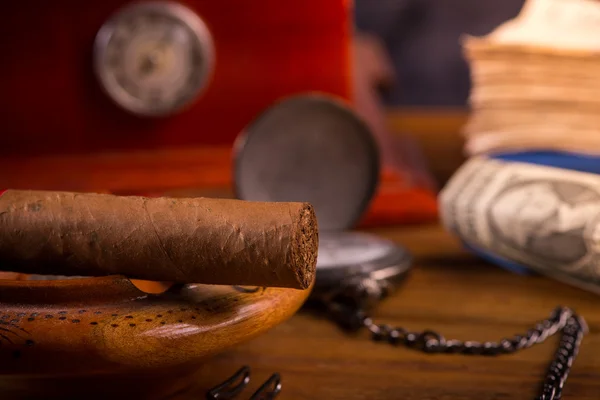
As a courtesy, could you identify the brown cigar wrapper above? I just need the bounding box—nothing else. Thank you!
[0,190,319,289]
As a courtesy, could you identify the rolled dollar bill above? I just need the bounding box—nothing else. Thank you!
[439,156,600,294]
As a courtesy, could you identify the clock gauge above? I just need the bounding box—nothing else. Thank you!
[94,1,215,117]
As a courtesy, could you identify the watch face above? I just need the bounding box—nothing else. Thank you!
[317,232,396,269]
[94,1,215,117]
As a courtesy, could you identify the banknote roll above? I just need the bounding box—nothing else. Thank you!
[439,156,600,294]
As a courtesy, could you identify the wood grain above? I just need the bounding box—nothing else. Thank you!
[0,277,311,399]
[181,223,600,400]
[0,146,234,193]
[387,108,469,186]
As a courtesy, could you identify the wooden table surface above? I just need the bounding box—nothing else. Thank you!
[185,223,600,400]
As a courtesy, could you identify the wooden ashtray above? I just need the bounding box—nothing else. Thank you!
[0,191,318,398]
[0,275,310,399]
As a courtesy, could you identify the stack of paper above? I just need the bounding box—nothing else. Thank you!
[462,0,600,156]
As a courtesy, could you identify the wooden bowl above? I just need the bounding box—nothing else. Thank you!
[0,275,311,399]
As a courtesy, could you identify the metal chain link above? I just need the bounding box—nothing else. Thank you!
[327,301,587,400]
[206,366,282,400]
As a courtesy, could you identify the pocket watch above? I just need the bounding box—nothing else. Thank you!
[233,93,587,400]
[94,1,215,117]
[233,93,411,315]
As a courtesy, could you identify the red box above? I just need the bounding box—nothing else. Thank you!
[0,0,352,192]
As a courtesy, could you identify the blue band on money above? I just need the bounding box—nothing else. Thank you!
[490,151,600,175]
[460,150,600,277]
[462,241,533,275]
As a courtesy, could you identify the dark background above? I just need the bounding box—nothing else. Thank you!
[355,0,526,106]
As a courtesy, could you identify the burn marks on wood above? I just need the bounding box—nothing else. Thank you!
[0,313,34,359]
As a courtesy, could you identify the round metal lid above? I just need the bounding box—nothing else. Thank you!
[233,93,380,231]
[313,231,412,290]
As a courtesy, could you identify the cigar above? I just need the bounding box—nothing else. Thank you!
[0,190,318,289]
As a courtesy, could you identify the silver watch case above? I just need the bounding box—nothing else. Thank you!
[232,93,412,304]
[311,232,412,309]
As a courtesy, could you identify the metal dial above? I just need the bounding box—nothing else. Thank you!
[311,231,412,296]
[317,232,398,269]
[94,1,215,117]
